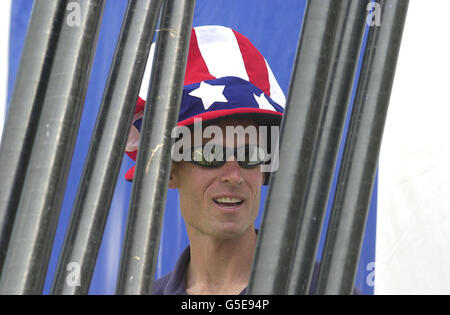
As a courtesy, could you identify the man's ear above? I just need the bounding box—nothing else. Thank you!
[168,162,178,189]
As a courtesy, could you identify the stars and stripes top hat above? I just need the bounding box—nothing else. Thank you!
[125,25,286,182]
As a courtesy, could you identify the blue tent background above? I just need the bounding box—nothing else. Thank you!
[7,0,375,295]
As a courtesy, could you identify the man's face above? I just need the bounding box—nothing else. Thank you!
[169,119,265,239]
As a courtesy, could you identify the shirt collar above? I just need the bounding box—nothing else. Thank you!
[163,245,247,295]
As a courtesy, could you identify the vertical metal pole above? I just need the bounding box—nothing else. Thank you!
[115,0,195,295]
[287,0,368,295]
[0,0,66,274]
[51,0,163,295]
[0,0,105,295]
[247,0,344,295]
[315,0,409,295]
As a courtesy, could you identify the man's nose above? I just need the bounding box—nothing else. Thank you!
[220,159,244,184]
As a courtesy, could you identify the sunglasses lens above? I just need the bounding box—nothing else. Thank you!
[237,145,266,168]
[190,145,266,168]
[191,145,224,167]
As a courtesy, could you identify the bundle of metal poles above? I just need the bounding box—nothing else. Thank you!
[0,0,105,294]
[249,0,409,295]
[0,0,408,295]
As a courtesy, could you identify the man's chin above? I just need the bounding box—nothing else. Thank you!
[211,224,254,240]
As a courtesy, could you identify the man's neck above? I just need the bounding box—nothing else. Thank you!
[185,227,257,295]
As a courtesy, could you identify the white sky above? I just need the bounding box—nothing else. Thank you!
[377,0,450,294]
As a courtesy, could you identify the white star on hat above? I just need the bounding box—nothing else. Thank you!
[253,93,275,111]
[188,81,227,110]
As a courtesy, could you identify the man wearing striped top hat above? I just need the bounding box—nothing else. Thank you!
[125,25,285,295]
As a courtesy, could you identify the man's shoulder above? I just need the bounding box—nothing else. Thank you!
[152,272,173,295]
[151,246,191,295]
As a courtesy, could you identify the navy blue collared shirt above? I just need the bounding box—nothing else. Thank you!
[152,246,196,295]
[151,246,358,295]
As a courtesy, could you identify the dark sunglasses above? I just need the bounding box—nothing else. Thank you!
[189,144,268,169]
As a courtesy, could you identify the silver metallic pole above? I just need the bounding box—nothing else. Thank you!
[248,0,345,294]
[51,0,163,295]
[0,0,105,294]
[0,0,66,274]
[287,0,368,295]
[115,0,195,295]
